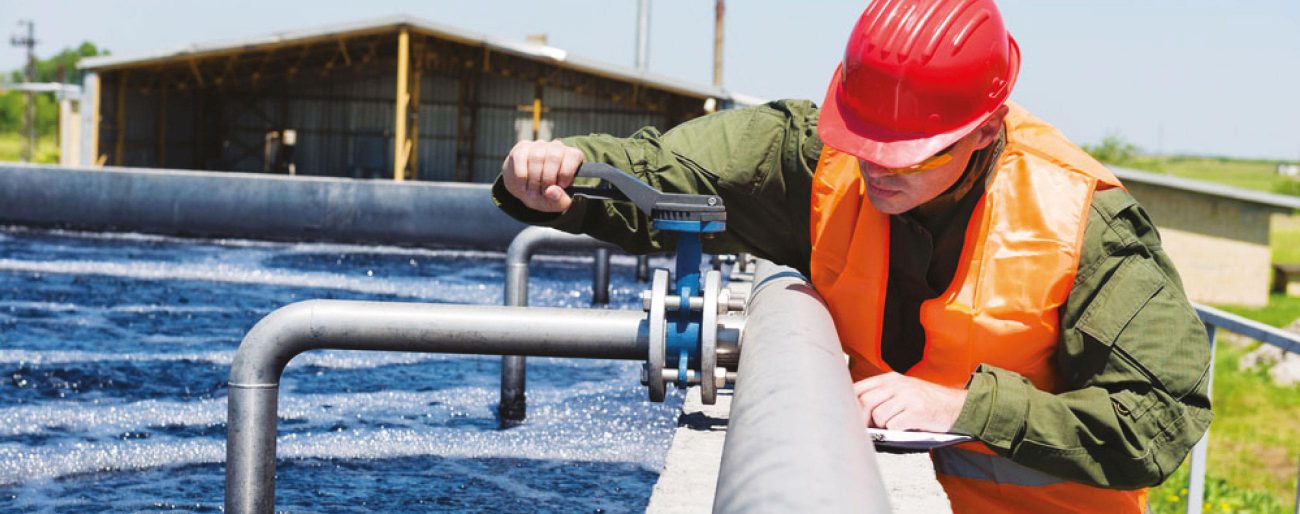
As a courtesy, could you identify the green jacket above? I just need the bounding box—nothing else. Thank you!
[492,100,1212,489]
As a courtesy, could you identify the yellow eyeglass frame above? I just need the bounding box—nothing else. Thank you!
[886,144,957,175]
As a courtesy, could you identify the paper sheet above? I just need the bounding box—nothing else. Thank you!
[866,428,975,450]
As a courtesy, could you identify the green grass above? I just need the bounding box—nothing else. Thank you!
[0,131,59,163]
[1149,295,1300,513]
[1101,153,1300,265]
[1119,155,1299,196]
[1273,215,1300,264]
[1150,340,1300,513]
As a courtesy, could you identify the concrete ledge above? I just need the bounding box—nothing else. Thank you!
[648,387,952,513]
[0,163,527,249]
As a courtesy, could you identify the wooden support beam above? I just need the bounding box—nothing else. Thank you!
[114,72,127,166]
[392,27,411,181]
[156,85,167,167]
[408,40,423,180]
[187,59,205,88]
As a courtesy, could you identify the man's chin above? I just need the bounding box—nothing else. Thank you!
[866,193,911,215]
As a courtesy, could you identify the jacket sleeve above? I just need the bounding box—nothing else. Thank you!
[491,100,822,273]
[950,188,1214,489]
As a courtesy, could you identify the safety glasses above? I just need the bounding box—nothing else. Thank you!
[886,143,958,175]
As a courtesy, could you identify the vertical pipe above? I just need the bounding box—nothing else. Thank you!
[499,227,619,426]
[714,260,889,512]
[1186,324,1217,514]
[392,28,410,181]
[636,254,650,282]
[713,0,725,87]
[225,385,280,514]
[635,0,651,71]
[592,247,611,305]
[501,254,530,426]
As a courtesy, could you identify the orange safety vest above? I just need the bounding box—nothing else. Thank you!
[809,102,1147,513]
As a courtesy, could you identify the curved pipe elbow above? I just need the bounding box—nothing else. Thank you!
[229,300,321,387]
[506,226,612,267]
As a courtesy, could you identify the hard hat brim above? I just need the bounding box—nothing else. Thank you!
[817,39,1020,169]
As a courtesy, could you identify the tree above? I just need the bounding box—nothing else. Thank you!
[0,41,107,135]
[1083,132,1140,165]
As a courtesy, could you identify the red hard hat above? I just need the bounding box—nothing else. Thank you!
[818,0,1021,169]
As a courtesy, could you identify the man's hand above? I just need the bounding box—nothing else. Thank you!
[854,372,968,432]
[501,140,585,213]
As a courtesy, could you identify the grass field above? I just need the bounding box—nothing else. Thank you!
[1149,294,1300,513]
[1107,154,1300,265]
[0,132,59,163]
[1120,155,1299,196]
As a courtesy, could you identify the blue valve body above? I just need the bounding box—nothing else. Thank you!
[653,219,724,387]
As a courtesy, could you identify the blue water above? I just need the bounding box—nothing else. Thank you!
[0,227,681,512]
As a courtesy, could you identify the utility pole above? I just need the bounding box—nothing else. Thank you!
[713,0,724,87]
[10,20,37,162]
[635,0,650,71]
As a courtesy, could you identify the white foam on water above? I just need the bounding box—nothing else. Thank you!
[1,225,511,261]
[0,385,556,437]
[0,348,469,369]
[0,258,501,303]
[0,383,673,485]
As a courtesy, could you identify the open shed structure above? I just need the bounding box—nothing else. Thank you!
[77,16,751,182]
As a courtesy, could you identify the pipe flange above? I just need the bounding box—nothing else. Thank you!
[646,268,669,402]
[700,269,720,404]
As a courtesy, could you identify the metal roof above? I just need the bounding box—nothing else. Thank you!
[1110,165,1300,211]
[78,14,763,106]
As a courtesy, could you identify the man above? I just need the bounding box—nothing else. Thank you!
[493,0,1211,511]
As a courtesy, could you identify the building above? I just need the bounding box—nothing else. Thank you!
[76,16,758,182]
[1111,166,1300,306]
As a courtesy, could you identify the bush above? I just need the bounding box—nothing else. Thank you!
[1083,132,1141,165]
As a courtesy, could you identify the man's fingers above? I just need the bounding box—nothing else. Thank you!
[870,398,907,430]
[557,147,583,189]
[510,149,532,195]
[541,144,565,193]
[857,387,895,423]
[543,185,572,212]
[853,372,901,396]
[526,144,547,195]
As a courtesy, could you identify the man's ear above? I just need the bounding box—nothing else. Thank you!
[972,104,1010,150]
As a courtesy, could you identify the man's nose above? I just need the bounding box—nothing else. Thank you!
[858,159,893,179]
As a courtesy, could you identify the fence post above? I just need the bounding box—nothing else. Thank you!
[1186,324,1217,514]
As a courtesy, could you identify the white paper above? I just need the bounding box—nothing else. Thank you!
[866,428,975,450]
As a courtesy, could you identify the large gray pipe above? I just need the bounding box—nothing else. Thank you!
[226,299,647,514]
[714,261,890,513]
[500,226,616,425]
[0,163,526,249]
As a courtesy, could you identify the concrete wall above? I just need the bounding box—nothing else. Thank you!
[0,163,527,250]
[1122,180,1277,306]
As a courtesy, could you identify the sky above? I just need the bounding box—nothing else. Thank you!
[2,0,1298,161]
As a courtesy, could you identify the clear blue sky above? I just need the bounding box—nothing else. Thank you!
[3,0,1298,160]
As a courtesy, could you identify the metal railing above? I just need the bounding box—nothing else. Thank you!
[1187,303,1300,514]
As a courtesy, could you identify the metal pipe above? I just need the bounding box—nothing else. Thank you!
[593,247,611,304]
[1186,324,1217,514]
[226,299,647,513]
[501,226,616,425]
[636,254,650,282]
[714,260,889,513]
